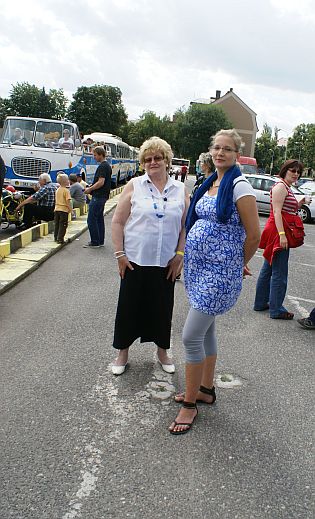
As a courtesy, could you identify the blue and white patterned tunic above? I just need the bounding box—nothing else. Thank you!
[184,193,247,315]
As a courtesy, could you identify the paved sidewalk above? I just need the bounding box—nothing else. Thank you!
[0,190,122,295]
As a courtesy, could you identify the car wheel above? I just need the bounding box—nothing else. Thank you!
[298,205,311,223]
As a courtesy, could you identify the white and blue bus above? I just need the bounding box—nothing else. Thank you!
[0,116,99,190]
[84,132,137,188]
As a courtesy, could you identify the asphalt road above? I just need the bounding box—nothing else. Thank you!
[0,177,314,519]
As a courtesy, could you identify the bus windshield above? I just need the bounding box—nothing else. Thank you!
[34,121,74,149]
[1,118,35,146]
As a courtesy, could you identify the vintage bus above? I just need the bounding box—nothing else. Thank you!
[0,116,99,190]
[84,132,136,188]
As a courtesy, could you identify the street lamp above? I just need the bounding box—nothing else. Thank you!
[270,148,275,175]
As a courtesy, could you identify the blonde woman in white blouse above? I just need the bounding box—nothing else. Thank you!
[111,137,190,375]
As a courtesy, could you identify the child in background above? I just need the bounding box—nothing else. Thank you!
[54,173,72,244]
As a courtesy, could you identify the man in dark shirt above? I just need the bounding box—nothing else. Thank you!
[83,146,112,248]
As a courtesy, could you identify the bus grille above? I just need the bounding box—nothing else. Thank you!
[12,157,51,178]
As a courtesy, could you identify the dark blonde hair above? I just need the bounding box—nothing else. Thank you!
[210,129,243,153]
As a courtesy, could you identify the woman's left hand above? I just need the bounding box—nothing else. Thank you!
[167,254,183,282]
[243,264,252,278]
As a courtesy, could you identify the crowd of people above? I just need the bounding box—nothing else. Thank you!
[2,128,314,437]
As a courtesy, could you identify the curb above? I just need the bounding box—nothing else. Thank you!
[0,186,124,295]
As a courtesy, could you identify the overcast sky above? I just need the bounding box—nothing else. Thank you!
[1,0,314,138]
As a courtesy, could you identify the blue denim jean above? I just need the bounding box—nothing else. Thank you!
[87,196,106,246]
[254,249,290,318]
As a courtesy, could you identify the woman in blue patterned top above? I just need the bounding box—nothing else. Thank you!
[169,129,260,435]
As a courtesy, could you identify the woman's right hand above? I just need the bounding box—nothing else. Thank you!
[117,256,134,279]
[279,234,288,250]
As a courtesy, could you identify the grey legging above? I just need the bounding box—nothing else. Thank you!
[183,307,217,363]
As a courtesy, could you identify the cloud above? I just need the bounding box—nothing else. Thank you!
[0,0,314,133]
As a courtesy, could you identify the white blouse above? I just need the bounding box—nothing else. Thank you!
[124,173,186,267]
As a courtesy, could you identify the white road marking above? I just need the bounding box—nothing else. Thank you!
[287,296,310,317]
[288,296,315,304]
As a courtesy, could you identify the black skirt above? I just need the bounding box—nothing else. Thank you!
[113,262,175,350]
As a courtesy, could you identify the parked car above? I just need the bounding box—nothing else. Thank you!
[245,174,314,223]
[296,177,313,188]
[297,181,315,196]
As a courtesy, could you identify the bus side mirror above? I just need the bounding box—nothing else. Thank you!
[75,139,81,148]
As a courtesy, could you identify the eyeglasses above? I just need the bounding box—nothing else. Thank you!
[288,168,300,173]
[211,145,238,153]
[144,155,164,164]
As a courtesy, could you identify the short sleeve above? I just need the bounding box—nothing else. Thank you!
[233,177,256,203]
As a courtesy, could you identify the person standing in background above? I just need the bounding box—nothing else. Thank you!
[54,173,72,244]
[83,146,112,248]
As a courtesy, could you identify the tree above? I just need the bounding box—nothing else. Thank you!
[254,124,280,173]
[172,103,232,164]
[67,85,128,135]
[121,111,174,147]
[8,82,41,117]
[5,82,67,120]
[286,124,315,169]
[0,97,10,127]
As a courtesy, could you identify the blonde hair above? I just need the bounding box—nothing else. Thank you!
[57,173,69,186]
[139,136,173,169]
[210,129,244,153]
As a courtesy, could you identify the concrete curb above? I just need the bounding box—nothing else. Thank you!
[0,186,124,296]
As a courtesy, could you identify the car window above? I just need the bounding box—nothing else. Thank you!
[260,179,275,192]
[250,177,262,189]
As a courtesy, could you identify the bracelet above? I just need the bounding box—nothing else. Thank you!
[114,250,125,256]
[278,232,285,236]
[116,253,126,259]
[176,250,184,256]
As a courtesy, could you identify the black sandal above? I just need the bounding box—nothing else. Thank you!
[197,385,216,405]
[169,401,198,435]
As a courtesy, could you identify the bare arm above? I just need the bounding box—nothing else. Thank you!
[167,188,190,281]
[16,195,36,211]
[272,183,288,249]
[111,180,135,278]
[236,195,261,274]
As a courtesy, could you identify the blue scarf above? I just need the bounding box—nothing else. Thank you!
[185,164,242,233]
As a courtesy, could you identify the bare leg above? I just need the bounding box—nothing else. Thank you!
[201,354,217,389]
[174,354,217,404]
[113,347,129,366]
[157,346,173,365]
[169,362,203,433]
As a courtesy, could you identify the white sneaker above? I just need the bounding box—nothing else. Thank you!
[158,360,175,374]
[111,363,127,376]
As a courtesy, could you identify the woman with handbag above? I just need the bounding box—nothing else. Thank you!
[254,159,307,319]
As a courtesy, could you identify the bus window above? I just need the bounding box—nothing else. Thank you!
[1,118,35,146]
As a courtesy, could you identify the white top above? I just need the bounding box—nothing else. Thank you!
[124,173,186,267]
[58,137,74,146]
[232,175,256,201]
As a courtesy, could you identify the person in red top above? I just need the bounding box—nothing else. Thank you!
[180,164,188,183]
[254,159,308,319]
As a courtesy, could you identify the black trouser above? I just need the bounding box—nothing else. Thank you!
[23,204,54,227]
[54,210,69,242]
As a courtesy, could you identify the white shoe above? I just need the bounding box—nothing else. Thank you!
[158,360,175,374]
[111,363,127,376]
